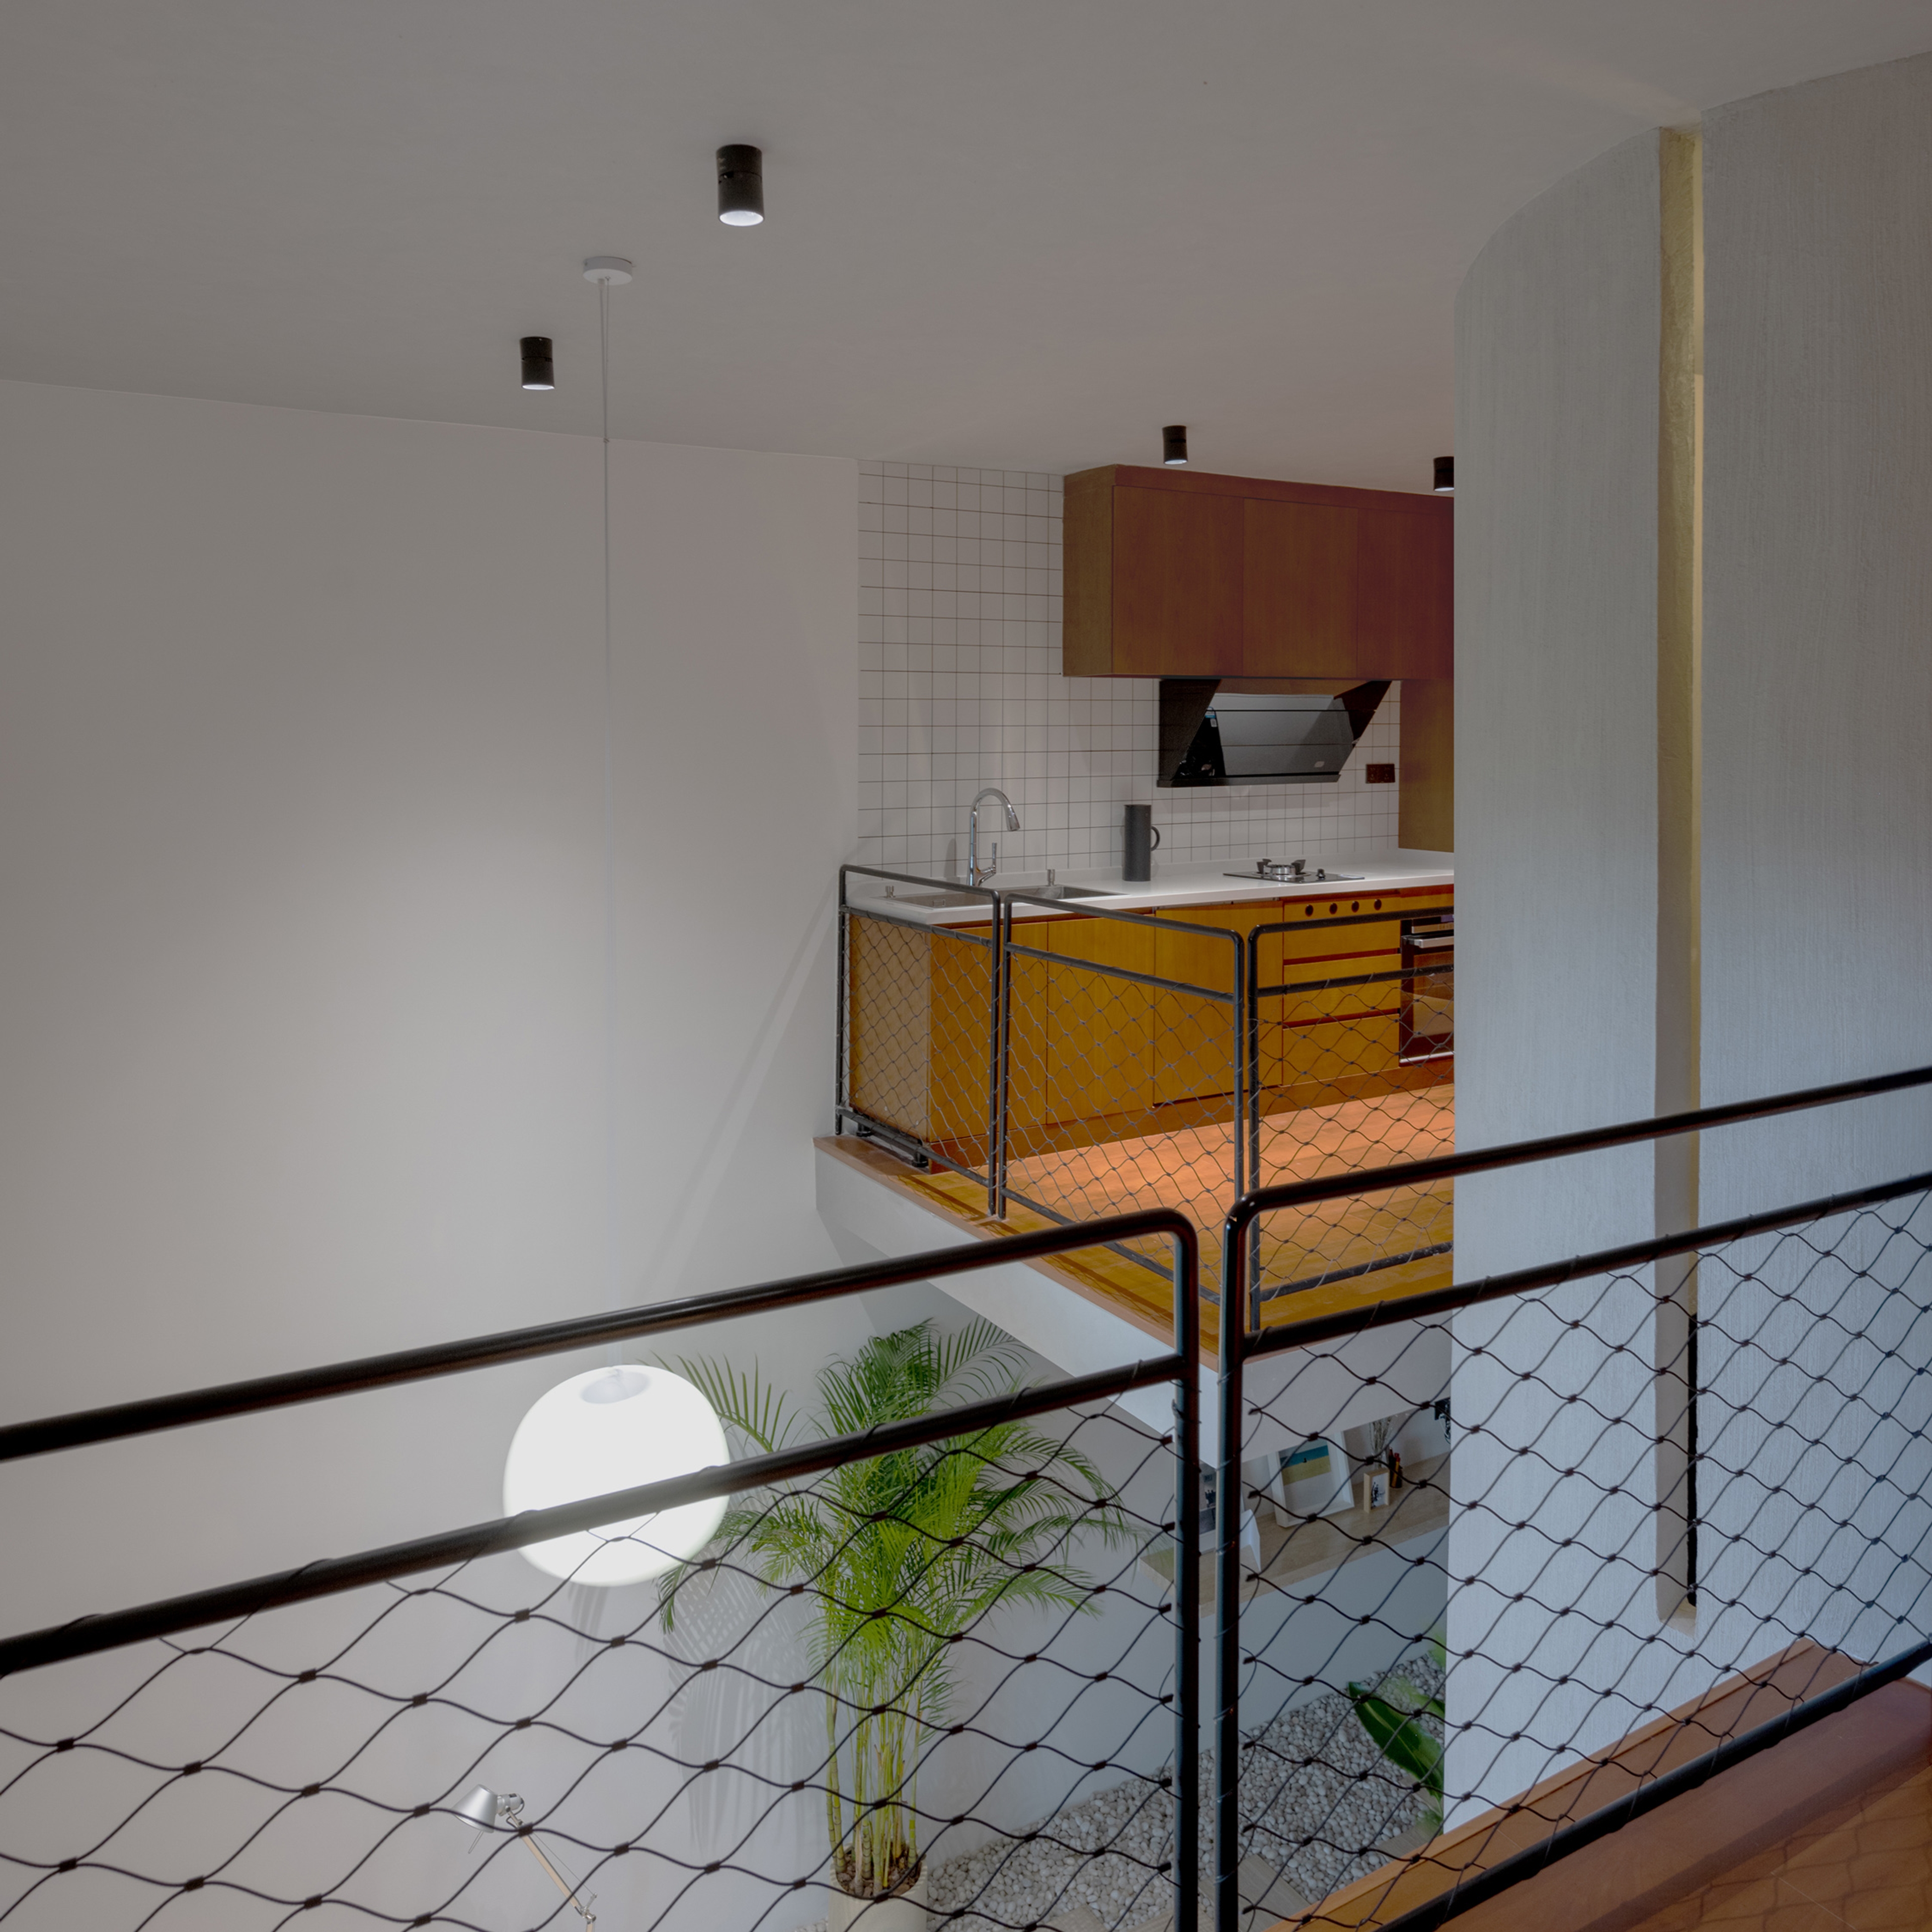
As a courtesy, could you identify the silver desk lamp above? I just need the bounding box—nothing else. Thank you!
[457,1786,596,1927]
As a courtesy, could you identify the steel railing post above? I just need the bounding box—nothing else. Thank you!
[1230,932,1246,1205]
[1172,1224,1201,1932]
[1245,925,1263,1296]
[993,894,1012,1219]
[1213,1208,1251,1932]
[835,866,851,1136]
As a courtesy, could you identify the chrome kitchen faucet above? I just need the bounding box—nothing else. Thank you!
[968,787,1020,887]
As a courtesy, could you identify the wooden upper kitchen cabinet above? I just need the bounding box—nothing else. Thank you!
[1067,476,1242,676]
[1356,500,1453,680]
[1243,498,1357,677]
[1398,677,1455,851]
[1063,464,1452,681]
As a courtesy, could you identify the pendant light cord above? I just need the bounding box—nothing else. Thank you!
[598,275,618,1312]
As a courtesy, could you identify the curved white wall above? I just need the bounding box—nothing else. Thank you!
[1450,125,1675,1822]
[1450,50,1932,1824]
[1454,126,1663,1268]
[1700,53,1932,1202]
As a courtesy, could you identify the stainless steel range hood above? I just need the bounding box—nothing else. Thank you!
[1158,679,1389,786]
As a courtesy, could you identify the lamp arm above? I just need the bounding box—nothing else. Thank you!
[520,1833,596,1928]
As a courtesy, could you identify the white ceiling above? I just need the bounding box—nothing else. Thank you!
[3,2,1928,488]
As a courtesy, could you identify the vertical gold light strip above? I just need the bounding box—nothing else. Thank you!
[1655,127,1704,1624]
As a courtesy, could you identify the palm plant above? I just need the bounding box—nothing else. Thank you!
[660,1319,1126,1902]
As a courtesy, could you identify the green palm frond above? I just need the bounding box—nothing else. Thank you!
[659,1318,1126,1897]
[669,1353,797,1456]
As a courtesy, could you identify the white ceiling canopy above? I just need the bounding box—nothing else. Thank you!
[2,1,1928,486]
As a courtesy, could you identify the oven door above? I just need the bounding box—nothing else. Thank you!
[1399,913,1454,1064]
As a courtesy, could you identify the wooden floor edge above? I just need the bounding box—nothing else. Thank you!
[1293,1640,1871,1929]
[814,1134,1184,1353]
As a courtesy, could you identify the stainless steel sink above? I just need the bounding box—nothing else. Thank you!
[879,889,996,909]
[873,881,1115,909]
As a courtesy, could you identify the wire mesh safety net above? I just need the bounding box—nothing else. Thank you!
[1219,1182,1932,1929]
[0,1341,1194,1932]
[844,905,1000,1192]
[838,875,1455,1311]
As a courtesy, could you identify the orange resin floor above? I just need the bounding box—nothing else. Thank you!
[824,1084,1454,1357]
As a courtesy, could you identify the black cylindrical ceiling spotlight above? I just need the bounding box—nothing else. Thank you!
[717,144,765,226]
[1433,455,1455,493]
[519,336,555,391]
[1162,425,1189,467]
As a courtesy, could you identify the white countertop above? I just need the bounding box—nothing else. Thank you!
[846,850,1454,927]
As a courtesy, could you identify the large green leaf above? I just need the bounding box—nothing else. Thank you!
[1347,1680,1444,1793]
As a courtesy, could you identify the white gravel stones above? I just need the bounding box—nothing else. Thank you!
[1234,1656,1444,1903]
[798,1658,1444,1931]
[927,1765,1178,1931]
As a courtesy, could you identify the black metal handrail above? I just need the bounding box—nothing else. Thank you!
[1208,1059,1932,1932]
[0,1210,1193,1466]
[1242,1167,1932,1360]
[0,1204,1204,1932]
[0,1345,1189,1679]
[1225,1061,1932,1239]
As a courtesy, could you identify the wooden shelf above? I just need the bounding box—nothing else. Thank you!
[1144,1456,1451,1604]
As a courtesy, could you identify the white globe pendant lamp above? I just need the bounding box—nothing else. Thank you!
[503,1365,728,1587]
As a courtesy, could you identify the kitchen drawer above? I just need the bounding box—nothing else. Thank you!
[1001,911,1160,1145]
[1150,905,1249,1105]
[1260,1013,1402,1093]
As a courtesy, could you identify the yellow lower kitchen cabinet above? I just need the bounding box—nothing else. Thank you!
[1254,888,1448,1101]
[1150,905,1249,1107]
[849,886,1452,1159]
[928,921,996,1147]
[846,913,933,1140]
[1004,910,1159,1151]
[1263,1013,1405,1102]
[846,912,999,1158]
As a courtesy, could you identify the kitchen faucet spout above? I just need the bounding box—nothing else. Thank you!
[968,788,1021,888]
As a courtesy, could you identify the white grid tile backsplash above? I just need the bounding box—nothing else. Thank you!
[856,463,1406,880]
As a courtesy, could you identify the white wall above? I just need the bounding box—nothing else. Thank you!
[0,377,865,1931]
[1699,51,1932,1207]
[1446,54,1932,1828]
[0,377,860,1620]
[1453,127,1662,1251]
[1694,49,1932,1715]
[1447,129,1678,1820]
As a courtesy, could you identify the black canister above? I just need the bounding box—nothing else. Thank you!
[1122,802,1162,882]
